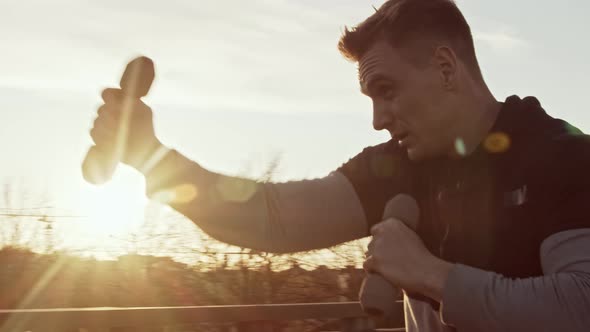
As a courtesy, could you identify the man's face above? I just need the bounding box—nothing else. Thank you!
[359,41,459,161]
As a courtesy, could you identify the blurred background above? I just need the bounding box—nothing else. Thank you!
[0,0,588,329]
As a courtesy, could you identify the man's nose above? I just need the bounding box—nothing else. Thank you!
[373,102,394,131]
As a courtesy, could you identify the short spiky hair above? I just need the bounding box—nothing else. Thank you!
[338,0,482,80]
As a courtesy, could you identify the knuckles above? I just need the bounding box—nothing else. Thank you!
[101,88,123,103]
[371,217,405,236]
[94,96,152,130]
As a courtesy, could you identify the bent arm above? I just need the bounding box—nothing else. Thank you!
[142,148,369,253]
[440,229,590,331]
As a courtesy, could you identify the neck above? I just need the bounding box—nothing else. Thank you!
[450,83,501,158]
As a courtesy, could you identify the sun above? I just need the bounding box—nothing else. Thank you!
[76,167,148,236]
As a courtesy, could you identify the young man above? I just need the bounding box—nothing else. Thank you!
[89,0,590,330]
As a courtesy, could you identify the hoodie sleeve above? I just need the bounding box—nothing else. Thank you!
[440,228,590,331]
[141,148,377,253]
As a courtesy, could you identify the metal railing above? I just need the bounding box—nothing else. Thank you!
[0,301,404,332]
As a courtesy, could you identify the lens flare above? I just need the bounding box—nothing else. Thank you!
[454,137,467,156]
[152,183,198,204]
[484,132,511,153]
[216,178,257,203]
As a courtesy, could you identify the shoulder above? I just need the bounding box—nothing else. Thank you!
[518,120,590,241]
[337,139,408,180]
[335,140,416,228]
[497,97,590,183]
[492,97,590,239]
[528,126,590,185]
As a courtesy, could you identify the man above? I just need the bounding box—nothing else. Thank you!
[89,0,590,330]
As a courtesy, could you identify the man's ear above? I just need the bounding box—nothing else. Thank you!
[432,46,457,90]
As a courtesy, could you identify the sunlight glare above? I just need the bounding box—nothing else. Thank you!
[78,167,148,236]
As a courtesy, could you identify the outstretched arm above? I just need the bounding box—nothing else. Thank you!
[142,147,368,253]
[90,87,405,253]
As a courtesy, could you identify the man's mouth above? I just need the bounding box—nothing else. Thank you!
[395,133,411,148]
[395,132,408,141]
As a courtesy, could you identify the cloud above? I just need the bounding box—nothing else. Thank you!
[473,31,529,52]
[0,0,370,115]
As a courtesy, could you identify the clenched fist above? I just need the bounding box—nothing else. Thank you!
[89,88,163,173]
[364,217,453,301]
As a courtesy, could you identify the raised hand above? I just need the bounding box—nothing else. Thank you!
[83,56,162,184]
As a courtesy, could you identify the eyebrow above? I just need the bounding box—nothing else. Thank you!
[360,74,395,96]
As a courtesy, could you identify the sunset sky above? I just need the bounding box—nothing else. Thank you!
[0,0,589,261]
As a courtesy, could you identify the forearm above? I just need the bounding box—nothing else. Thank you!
[142,147,270,249]
[441,265,590,331]
[142,148,368,253]
[440,229,590,332]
